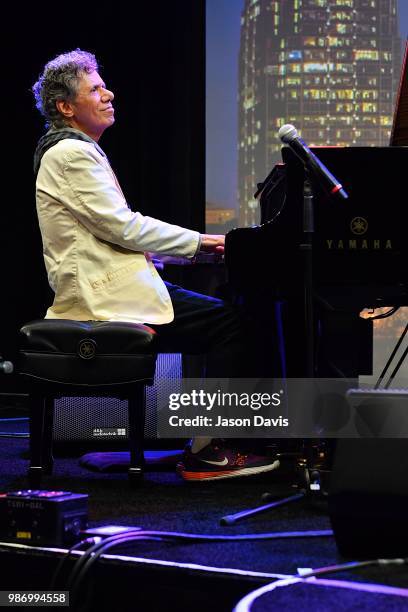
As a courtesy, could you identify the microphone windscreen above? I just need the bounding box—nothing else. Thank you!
[278,124,298,143]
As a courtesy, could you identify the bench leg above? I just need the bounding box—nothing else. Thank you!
[127,386,146,484]
[28,394,54,487]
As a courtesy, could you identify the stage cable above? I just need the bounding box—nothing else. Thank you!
[62,528,333,609]
[233,557,408,612]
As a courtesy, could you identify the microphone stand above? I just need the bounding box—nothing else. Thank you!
[218,177,322,527]
[219,160,343,527]
[300,173,315,377]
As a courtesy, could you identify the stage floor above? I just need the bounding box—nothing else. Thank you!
[0,435,408,611]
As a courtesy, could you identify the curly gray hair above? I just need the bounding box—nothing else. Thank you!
[32,49,98,129]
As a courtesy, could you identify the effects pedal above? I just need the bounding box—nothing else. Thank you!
[0,489,88,546]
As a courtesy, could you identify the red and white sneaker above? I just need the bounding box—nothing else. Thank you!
[176,440,280,481]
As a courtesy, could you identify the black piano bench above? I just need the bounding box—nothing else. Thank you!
[19,319,157,487]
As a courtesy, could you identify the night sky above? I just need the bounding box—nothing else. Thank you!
[206,0,408,210]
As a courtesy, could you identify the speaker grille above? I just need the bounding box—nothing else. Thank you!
[53,353,182,441]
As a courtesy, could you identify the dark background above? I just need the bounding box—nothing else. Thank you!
[1,1,205,390]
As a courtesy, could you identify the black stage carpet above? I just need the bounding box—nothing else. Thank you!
[1,434,408,611]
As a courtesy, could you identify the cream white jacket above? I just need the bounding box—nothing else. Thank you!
[36,138,200,324]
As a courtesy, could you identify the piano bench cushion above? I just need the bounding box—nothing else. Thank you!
[19,319,157,386]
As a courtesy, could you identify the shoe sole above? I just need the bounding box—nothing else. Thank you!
[178,460,280,481]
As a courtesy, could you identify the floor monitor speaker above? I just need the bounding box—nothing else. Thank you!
[329,394,408,559]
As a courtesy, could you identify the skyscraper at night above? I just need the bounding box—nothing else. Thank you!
[238,0,401,226]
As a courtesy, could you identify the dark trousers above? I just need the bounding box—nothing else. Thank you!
[149,282,258,378]
[151,282,277,452]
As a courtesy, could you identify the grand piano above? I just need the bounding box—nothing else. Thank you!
[225,44,408,380]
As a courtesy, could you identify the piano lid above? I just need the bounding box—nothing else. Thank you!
[390,39,408,146]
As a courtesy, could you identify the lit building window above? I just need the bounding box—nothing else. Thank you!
[335,89,354,99]
[362,102,377,112]
[243,97,256,110]
[334,12,352,20]
[304,62,328,72]
[328,37,342,47]
[335,63,354,72]
[304,89,328,99]
[336,103,354,112]
[361,90,378,99]
[304,37,317,47]
[355,50,379,60]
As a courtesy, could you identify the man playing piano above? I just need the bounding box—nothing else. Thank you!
[32,49,280,481]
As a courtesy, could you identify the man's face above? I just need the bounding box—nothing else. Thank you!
[61,70,115,141]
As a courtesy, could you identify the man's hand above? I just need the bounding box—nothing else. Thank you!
[199,234,225,254]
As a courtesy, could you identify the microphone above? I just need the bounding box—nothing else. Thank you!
[278,124,348,200]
